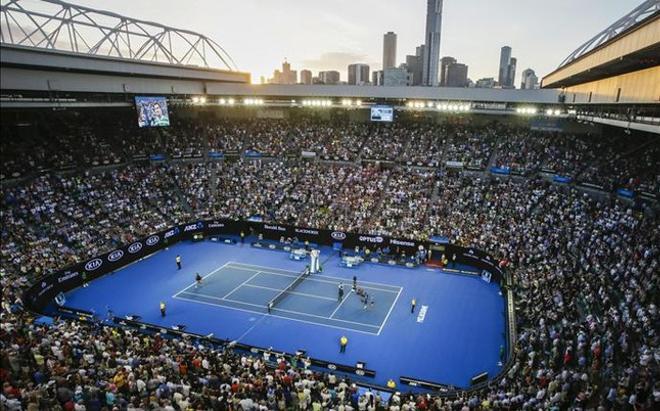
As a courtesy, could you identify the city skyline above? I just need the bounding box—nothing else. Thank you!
[64,0,637,84]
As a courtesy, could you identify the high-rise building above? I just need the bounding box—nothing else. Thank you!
[498,46,512,87]
[445,63,468,87]
[475,77,496,88]
[372,70,383,86]
[506,57,517,88]
[383,32,397,70]
[520,68,539,89]
[422,0,443,86]
[348,64,370,85]
[439,56,456,86]
[300,69,312,85]
[319,70,340,85]
[269,60,297,84]
[383,66,411,86]
[497,46,517,88]
[405,45,425,86]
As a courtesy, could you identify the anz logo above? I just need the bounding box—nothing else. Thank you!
[184,222,204,232]
[331,231,347,241]
[85,258,103,271]
[164,227,180,239]
[107,249,124,262]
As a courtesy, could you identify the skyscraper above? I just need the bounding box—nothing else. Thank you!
[319,71,340,85]
[269,60,297,84]
[520,68,539,89]
[372,70,383,86]
[348,64,370,85]
[498,46,516,88]
[439,56,456,86]
[383,32,397,70]
[498,46,511,87]
[300,69,312,85]
[445,63,468,87]
[422,0,443,86]
[383,66,411,86]
[507,57,517,89]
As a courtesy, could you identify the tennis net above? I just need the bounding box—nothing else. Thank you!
[268,266,310,309]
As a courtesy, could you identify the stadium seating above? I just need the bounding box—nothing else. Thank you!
[1,113,658,410]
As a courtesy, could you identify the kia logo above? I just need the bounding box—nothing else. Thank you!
[146,235,159,246]
[128,242,143,254]
[331,231,347,241]
[107,250,124,262]
[85,258,103,271]
[327,364,337,370]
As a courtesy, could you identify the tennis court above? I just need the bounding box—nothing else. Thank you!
[61,240,506,388]
[173,262,402,335]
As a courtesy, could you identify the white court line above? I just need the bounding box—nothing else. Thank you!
[229,261,402,291]
[172,295,379,336]
[179,291,263,307]
[377,286,403,336]
[177,291,380,329]
[172,262,231,298]
[270,305,380,328]
[222,271,262,299]
[241,283,336,302]
[329,289,353,319]
[228,263,400,294]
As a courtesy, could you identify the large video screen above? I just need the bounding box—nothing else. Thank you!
[370,106,394,122]
[135,96,170,128]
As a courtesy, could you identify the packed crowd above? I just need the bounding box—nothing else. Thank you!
[5,111,656,193]
[1,113,659,410]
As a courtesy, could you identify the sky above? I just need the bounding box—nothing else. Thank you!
[33,0,641,84]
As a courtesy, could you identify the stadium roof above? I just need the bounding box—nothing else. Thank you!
[542,0,660,89]
[0,0,238,70]
[557,0,659,69]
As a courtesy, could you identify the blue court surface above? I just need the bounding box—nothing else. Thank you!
[62,240,506,388]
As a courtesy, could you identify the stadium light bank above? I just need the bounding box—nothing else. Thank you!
[405,101,471,112]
